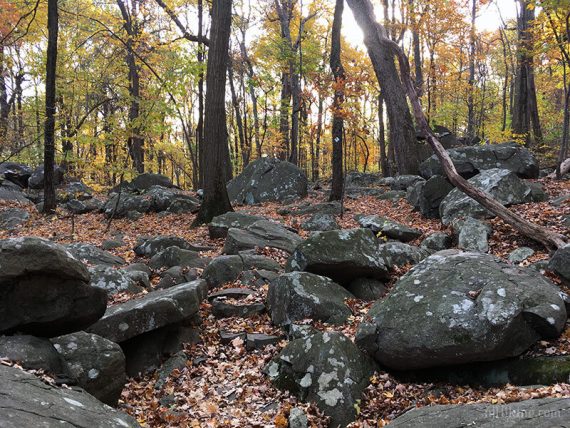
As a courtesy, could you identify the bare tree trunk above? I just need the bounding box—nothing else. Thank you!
[197,0,205,187]
[377,92,389,176]
[329,0,345,202]
[117,0,144,173]
[408,0,423,95]
[192,0,233,225]
[43,0,58,214]
[228,61,247,170]
[278,72,291,160]
[466,0,476,140]
[314,93,323,181]
[350,0,567,250]
[346,0,423,175]
[0,47,10,141]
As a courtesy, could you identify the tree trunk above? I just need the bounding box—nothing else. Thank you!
[466,0,476,140]
[408,0,423,95]
[355,3,567,250]
[117,0,144,173]
[289,70,300,165]
[314,93,323,181]
[228,61,247,170]
[278,72,291,160]
[377,92,389,176]
[197,0,205,187]
[512,0,542,146]
[192,0,233,226]
[0,47,10,141]
[346,0,423,175]
[43,0,58,214]
[329,0,345,202]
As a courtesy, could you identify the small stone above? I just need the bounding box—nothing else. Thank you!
[288,407,308,428]
[508,247,535,264]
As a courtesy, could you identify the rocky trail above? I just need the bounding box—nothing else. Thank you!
[1,151,570,427]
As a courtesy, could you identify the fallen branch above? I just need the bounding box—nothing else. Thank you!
[386,34,566,250]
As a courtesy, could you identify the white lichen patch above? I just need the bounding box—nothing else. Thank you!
[63,397,85,408]
[318,388,344,407]
[496,288,506,297]
[413,295,424,303]
[547,317,556,325]
[299,373,312,387]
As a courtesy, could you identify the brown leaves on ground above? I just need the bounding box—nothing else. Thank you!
[0,178,569,427]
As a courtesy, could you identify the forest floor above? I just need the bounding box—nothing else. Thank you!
[1,178,569,427]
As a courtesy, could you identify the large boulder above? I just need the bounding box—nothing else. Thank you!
[103,193,152,218]
[89,265,145,295]
[134,235,210,257]
[407,175,454,219]
[549,244,570,284]
[389,397,570,428]
[0,207,29,230]
[267,272,353,326]
[203,254,280,288]
[0,237,107,337]
[0,162,32,188]
[28,165,64,189]
[301,213,339,232]
[356,214,422,242]
[265,331,376,427]
[67,243,125,266]
[453,217,492,253]
[87,280,207,343]
[440,168,539,225]
[208,211,265,239]
[345,172,391,188]
[0,364,139,427]
[148,246,206,270]
[286,228,388,285]
[378,242,431,268]
[0,335,64,373]
[223,220,302,254]
[420,142,540,179]
[130,173,174,191]
[356,250,567,370]
[227,157,308,204]
[51,332,126,406]
[0,184,31,204]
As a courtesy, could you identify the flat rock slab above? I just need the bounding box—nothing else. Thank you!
[389,397,570,428]
[246,333,280,350]
[223,220,302,254]
[356,214,422,242]
[87,280,207,343]
[0,364,139,428]
[211,299,265,318]
[208,288,256,301]
[208,212,266,239]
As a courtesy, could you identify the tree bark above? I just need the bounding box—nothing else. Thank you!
[117,0,144,173]
[346,0,424,175]
[377,92,389,176]
[228,60,248,169]
[329,0,345,201]
[512,0,542,146]
[192,0,234,226]
[466,0,476,140]
[43,0,58,214]
[0,47,10,141]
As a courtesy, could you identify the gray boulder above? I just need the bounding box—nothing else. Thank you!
[407,175,454,219]
[440,168,539,225]
[134,235,210,257]
[0,185,31,203]
[103,193,151,218]
[223,220,302,254]
[131,173,174,191]
[267,272,353,326]
[265,331,376,427]
[389,397,570,428]
[0,207,29,230]
[28,165,64,189]
[346,278,386,300]
[301,213,339,232]
[286,228,388,285]
[356,250,567,370]
[509,247,535,264]
[0,335,64,373]
[280,201,342,217]
[87,280,207,343]
[391,175,425,191]
[51,332,126,405]
[345,172,391,188]
[208,211,265,239]
[420,142,540,179]
[67,243,125,266]
[66,198,104,214]
[227,157,308,204]
[420,232,452,251]
[0,162,32,188]
[453,217,492,253]
[0,364,139,428]
[356,214,422,242]
[0,237,107,337]
[378,242,431,268]
[148,246,206,270]
[89,265,145,295]
[157,266,199,289]
[58,181,93,202]
[203,254,280,288]
[549,244,570,283]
